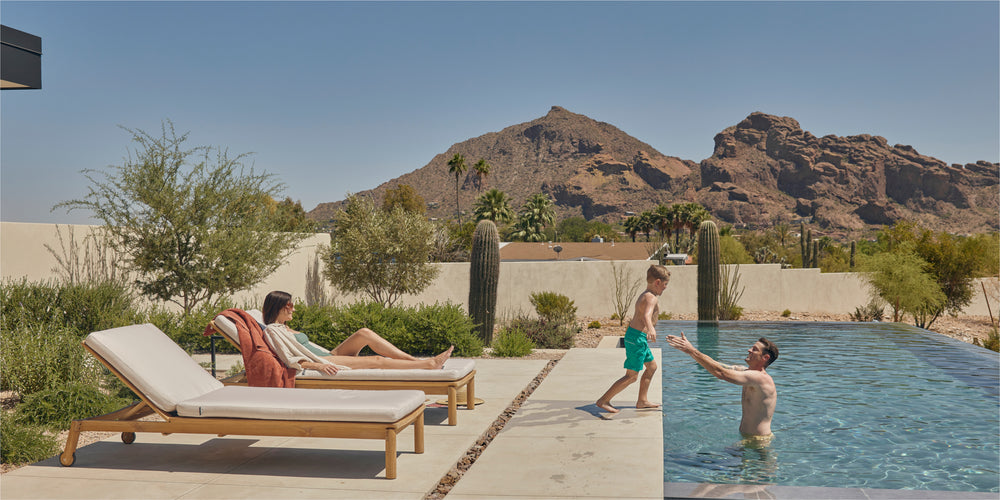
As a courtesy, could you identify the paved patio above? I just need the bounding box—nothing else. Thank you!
[2,344,995,499]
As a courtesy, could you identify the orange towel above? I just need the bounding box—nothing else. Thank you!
[216,309,296,388]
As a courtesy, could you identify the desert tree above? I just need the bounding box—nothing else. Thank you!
[609,261,643,326]
[55,121,311,315]
[322,195,439,307]
[382,184,426,215]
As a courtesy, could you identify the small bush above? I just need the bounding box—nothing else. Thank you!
[658,312,672,320]
[226,360,246,378]
[325,301,483,357]
[610,313,621,320]
[529,291,577,327]
[781,309,792,317]
[148,298,238,353]
[0,279,141,335]
[720,305,743,321]
[491,328,535,357]
[849,300,884,322]
[16,381,131,430]
[587,320,602,329]
[1,320,102,395]
[0,417,60,466]
[974,325,999,352]
[508,316,574,349]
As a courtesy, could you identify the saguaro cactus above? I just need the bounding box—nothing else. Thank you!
[697,220,721,324]
[850,240,856,268]
[469,220,500,345]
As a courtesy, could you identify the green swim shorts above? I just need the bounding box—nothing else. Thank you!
[623,326,655,372]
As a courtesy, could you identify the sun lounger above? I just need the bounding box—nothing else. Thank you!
[61,323,425,479]
[211,310,477,426]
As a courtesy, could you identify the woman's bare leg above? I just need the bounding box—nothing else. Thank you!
[331,328,419,360]
[324,346,454,370]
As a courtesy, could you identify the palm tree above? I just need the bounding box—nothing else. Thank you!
[623,216,640,242]
[447,153,467,223]
[654,204,675,242]
[682,203,711,236]
[472,158,491,193]
[473,188,514,224]
[638,211,656,242]
[511,193,555,242]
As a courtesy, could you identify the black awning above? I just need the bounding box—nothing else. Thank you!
[1,25,42,90]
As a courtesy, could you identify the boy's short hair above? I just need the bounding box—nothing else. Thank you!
[647,264,671,283]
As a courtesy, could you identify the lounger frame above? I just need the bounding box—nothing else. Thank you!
[61,342,424,479]
[211,319,476,425]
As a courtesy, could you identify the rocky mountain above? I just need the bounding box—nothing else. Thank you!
[308,107,999,237]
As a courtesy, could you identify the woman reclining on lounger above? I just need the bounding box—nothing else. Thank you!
[262,290,453,376]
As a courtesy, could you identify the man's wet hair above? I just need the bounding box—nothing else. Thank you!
[758,337,778,367]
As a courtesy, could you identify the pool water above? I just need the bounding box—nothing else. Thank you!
[653,321,999,493]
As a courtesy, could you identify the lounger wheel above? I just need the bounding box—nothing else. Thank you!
[60,453,76,467]
[121,432,136,444]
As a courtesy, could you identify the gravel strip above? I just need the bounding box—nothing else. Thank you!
[423,359,559,500]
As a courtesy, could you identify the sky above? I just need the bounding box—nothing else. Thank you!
[2,1,997,225]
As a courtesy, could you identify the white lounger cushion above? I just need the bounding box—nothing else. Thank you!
[214,311,476,382]
[85,323,425,423]
[176,385,426,422]
[86,323,224,413]
[299,358,476,381]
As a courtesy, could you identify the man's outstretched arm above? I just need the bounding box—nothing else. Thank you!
[665,333,755,385]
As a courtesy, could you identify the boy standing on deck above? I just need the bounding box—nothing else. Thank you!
[596,264,670,413]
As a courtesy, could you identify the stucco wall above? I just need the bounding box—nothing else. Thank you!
[2,222,996,317]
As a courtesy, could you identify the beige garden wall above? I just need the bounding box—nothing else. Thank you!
[2,222,996,318]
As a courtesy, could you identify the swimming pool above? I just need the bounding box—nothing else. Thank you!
[653,321,999,493]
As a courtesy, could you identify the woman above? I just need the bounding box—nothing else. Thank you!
[262,290,453,376]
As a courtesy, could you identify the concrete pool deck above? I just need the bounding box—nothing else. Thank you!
[1,345,996,499]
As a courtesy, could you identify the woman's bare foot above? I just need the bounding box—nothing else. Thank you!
[596,400,619,413]
[636,401,661,409]
[430,346,454,369]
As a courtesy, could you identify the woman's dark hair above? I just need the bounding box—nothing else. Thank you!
[759,337,779,367]
[262,290,292,325]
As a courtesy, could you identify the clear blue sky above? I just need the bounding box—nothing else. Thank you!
[2,1,997,225]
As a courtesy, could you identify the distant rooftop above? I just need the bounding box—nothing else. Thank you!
[499,241,666,262]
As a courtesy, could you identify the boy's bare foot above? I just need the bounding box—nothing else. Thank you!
[596,400,620,413]
[431,346,454,369]
[636,401,661,409]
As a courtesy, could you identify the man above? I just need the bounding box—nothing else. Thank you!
[665,333,778,438]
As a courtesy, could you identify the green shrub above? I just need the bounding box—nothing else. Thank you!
[16,381,131,430]
[147,298,238,353]
[529,291,577,327]
[610,313,621,320]
[0,417,60,465]
[287,301,338,345]
[658,312,672,320]
[849,300,885,322]
[508,316,574,349]
[974,325,999,352]
[0,279,141,335]
[781,309,792,317]
[587,320,602,329]
[0,320,102,395]
[323,301,483,357]
[491,328,535,357]
[721,305,743,321]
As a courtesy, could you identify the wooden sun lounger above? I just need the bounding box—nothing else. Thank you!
[211,311,477,425]
[62,324,425,479]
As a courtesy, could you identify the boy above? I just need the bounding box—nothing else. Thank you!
[596,264,670,413]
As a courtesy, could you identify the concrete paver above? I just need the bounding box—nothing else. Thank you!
[447,348,663,499]
[0,358,547,500]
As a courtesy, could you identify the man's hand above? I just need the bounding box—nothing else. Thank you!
[665,332,694,354]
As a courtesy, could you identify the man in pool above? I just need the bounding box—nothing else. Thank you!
[665,333,778,438]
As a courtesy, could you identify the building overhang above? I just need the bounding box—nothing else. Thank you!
[1,25,42,90]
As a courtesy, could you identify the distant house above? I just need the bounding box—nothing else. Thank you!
[499,241,670,262]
